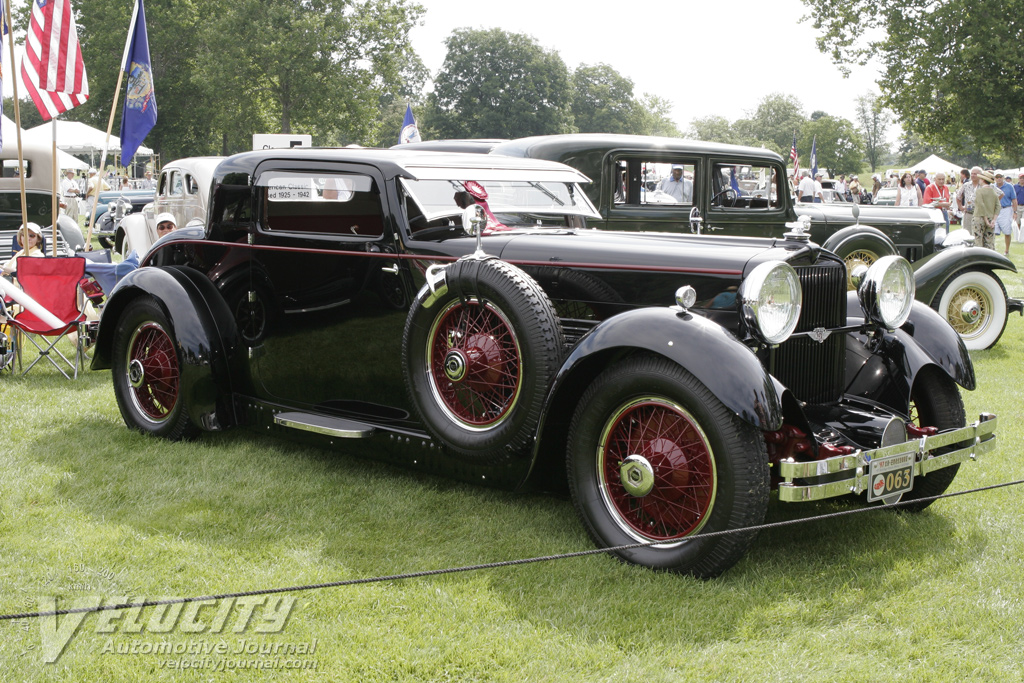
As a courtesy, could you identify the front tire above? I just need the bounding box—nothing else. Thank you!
[111,297,198,440]
[900,368,967,512]
[932,269,1008,350]
[567,354,769,578]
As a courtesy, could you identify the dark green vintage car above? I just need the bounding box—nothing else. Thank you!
[401,135,1021,350]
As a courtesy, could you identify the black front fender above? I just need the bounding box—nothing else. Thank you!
[912,246,1016,305]
[845,293,974,410]
[92,266,242,430]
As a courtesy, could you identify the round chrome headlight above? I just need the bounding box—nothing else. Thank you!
[857,255,915,329]
[739,261,802,345]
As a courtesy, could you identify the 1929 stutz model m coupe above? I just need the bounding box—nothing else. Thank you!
[92,148,997,577]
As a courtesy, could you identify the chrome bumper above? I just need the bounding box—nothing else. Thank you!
[777,413,997,502]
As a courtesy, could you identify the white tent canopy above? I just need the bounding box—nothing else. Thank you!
[22,119,153,158]
[2,115,89,170]
[907,154,964,175]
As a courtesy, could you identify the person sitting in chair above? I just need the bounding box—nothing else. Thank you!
[2,223,45,275]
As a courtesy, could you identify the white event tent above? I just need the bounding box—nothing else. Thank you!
[2,115,88,170]
[22,120,153,167]
[908,154,964,175]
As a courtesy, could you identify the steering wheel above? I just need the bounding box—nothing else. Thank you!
[713,188,737,207]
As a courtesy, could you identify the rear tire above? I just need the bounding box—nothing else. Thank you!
[111,297,198,440]
[567,354,769,578]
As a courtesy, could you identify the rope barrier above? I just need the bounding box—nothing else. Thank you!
[2,477,1021,622]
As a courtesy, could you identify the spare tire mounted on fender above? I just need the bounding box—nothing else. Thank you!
[402,258,564,460]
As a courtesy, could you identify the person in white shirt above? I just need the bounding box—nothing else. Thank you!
[813,173,825,203]
[656,165,693,203]
[59,170,81,222]
[138,171,156,190]
[797,171,815,202]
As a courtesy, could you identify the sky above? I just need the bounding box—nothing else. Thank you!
[408,0,886,133]
[3,0,886,138]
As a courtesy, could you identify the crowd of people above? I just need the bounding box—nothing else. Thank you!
[57,169,156,223]
[790,166,1023,254]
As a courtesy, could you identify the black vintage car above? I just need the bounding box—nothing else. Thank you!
[92,149,997,578]
[400,135,1021,351]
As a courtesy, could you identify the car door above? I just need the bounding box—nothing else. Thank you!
[703,158,789,238]
[600,154,703,233]
[247,161,414,416]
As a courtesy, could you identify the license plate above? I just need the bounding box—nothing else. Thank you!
[866,450,915,503]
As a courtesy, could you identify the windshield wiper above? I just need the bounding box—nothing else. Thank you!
[529,182,565,206]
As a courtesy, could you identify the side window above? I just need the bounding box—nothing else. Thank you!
[710,163,782,210]
[158,172,169,196]
[170,172,183,197]
[612,158,698,206]
[185,174,198,195]
[259,172,383,237]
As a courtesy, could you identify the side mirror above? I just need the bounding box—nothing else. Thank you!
[462,204,486,236]
[689,206,703,235]
[851,202,860,225]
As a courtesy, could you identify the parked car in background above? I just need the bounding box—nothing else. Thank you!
[873,187,898,206]
[91,189,156,248]
[399,135,1021,350]
[112,157,222,256]
[92,147,997,578]
[1,142,86,257]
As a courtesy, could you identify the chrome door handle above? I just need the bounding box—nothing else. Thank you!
[381,264,399,275]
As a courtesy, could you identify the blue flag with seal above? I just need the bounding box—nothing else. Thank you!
[119,0,156,166]
[810,135,818,180]
[399,104,421,145]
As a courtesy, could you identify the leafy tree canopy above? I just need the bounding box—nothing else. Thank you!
[803,0,1024,160]
[426,28,574,139]
[800,115,864,178]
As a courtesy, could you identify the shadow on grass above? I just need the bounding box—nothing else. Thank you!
[26,417,980,650]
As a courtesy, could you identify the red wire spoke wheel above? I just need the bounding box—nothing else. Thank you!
[598,398,716,541]
[427,298,522,428]
[111,297,198,440]
[567,354,769,578]
[403,258,563,460]
[125,322,180,423]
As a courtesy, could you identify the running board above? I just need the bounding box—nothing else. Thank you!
[274,412,375,438]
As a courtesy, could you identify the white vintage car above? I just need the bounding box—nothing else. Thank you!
[115,156,222,257]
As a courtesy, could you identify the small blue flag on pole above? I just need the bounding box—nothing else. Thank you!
[810,136,818,179]
[119,0,157,166]
[399,104,421,145]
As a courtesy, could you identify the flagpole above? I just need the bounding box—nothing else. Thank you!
[51,118,58,255]
[84,67,125,250]
[5,0,29,242]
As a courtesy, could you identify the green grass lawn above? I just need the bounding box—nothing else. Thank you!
[2,249,1024,682]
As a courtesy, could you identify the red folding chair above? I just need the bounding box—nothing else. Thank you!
[9,256,87,379]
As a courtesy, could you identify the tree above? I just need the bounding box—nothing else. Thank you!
[800,115,863,177]
[743,93,807,155]
[634,94,681,138]
[426,28,574,139]
[687,116,736,144]
[802,0,1024,160]
[194,0,424,152]
[855,93,889,172]
[571,64,641,134]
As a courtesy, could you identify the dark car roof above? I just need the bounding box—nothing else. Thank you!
[490,134,787,165]
[211,147,591,184]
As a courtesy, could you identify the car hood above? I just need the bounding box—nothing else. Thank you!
[797,203,944,226]
[494,229,803,277]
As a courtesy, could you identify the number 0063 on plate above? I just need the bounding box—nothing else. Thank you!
[866,450,915,503]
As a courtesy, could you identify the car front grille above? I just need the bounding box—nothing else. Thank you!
[772,259,847,404]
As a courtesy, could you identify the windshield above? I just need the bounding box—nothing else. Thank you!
[401,178,599,223]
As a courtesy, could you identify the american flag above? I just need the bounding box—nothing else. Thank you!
[21,0,89,121]
[789,132,799,177]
